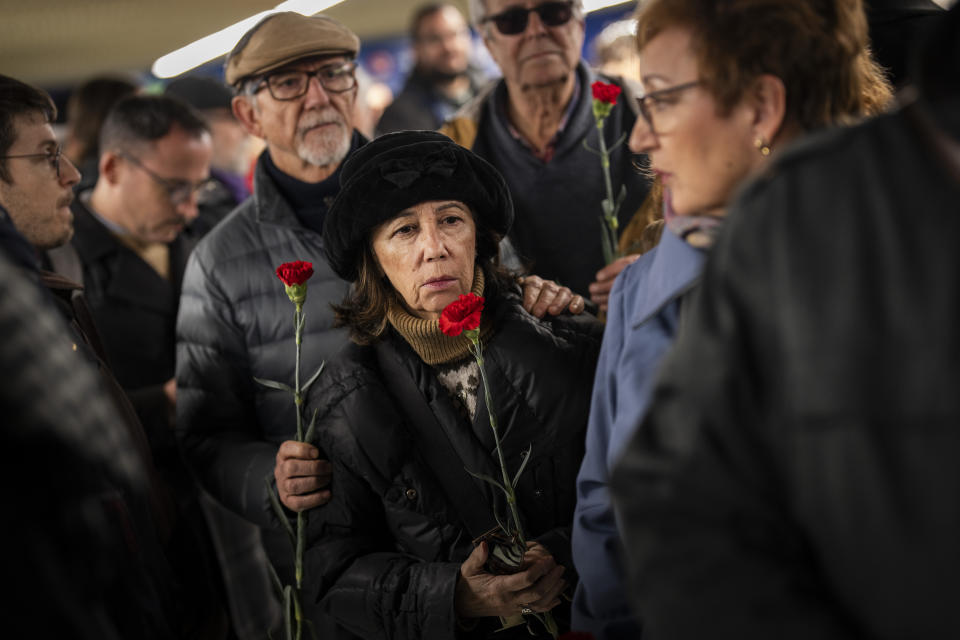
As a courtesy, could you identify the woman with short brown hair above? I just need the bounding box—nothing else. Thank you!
[571,1,892,637]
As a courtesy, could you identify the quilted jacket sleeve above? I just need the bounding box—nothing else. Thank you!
[175,248,278,529]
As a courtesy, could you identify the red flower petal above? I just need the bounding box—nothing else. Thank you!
[438,293,485,337]
[275,260,314,286]
[591,81,621,105]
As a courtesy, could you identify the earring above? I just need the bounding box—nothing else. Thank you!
[754,136,771,157]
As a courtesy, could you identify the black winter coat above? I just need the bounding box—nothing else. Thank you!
[611,96,960,639]
[304,294,602,639]
[176,152,351,552]
[70,198,193,453]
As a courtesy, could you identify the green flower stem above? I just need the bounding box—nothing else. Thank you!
[596,116,620,264]
[292,301,306,637]
[293,586,304,640]
[469,335,526,547]
[294,303,303,440]
[597,120,614,209]
[468,331,557,639]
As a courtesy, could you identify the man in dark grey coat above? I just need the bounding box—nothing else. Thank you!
[176,13,365,638]
[0,73,226,640]
[611,5,960,638]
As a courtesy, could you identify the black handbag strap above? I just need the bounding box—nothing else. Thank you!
[374,340,496,539]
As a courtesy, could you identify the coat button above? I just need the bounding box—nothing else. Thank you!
[405,488,417,501]
[534,489,543,498]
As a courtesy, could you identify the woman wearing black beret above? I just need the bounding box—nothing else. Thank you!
[291,130,601,638]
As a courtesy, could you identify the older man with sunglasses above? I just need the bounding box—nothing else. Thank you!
[442,0,651,305]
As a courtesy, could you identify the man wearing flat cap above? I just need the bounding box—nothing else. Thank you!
[176,12,363,638]
[176,12,581,637]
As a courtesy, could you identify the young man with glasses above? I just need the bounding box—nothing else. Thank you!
[443,0,652,306]
[0,88,81,256]
[65,94,212,444]
[0,74,230,639]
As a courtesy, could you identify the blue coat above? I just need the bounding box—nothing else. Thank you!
[571,228,706,638]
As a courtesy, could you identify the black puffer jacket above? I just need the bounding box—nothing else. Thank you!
[303,292,602,639]
[176,154,350,531]
[611,93,960,638]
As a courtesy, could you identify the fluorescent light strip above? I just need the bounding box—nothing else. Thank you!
[152,0,345,79]
[153,0,631,79]
[582,0,633,13]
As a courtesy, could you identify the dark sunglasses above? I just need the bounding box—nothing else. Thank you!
[482,1,575,35]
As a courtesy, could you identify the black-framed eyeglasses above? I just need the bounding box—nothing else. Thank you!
[254,61,358,101]
[482,1,575,35]
[1,144,66,178]
[119,152,216,206]
[635,80,701,134]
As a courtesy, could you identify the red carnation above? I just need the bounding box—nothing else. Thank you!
[276,260,314,286]
[591,81,621,105]
[439,293,484,337]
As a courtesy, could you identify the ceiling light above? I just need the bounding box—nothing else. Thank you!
[582,0,634,13]
[152,0,344,79]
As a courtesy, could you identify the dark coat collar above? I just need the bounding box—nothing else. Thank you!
[70,194,191,315]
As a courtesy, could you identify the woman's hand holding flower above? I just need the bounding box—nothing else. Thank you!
[455,541,567,619]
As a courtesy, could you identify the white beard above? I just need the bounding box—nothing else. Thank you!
[295,108,352,168]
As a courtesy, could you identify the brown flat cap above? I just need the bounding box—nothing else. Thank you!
[225,12,360,86]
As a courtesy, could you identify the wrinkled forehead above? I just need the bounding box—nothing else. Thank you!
[395,199,473,218]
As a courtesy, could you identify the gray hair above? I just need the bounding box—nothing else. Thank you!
[468,0,585,35]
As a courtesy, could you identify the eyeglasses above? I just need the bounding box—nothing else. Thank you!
[254,61,358,101]
[482,1,575,35]
[1,144,67,179]
[635,80,701,135]
[119,152,216,206]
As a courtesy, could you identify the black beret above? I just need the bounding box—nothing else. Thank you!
[324,130,514,282]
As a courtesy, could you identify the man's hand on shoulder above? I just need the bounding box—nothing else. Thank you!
[520,275,586,318]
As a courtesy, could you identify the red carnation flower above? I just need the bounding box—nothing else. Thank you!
[591,81,621,105]
[439,293,484,337]
[276,260,314,287]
